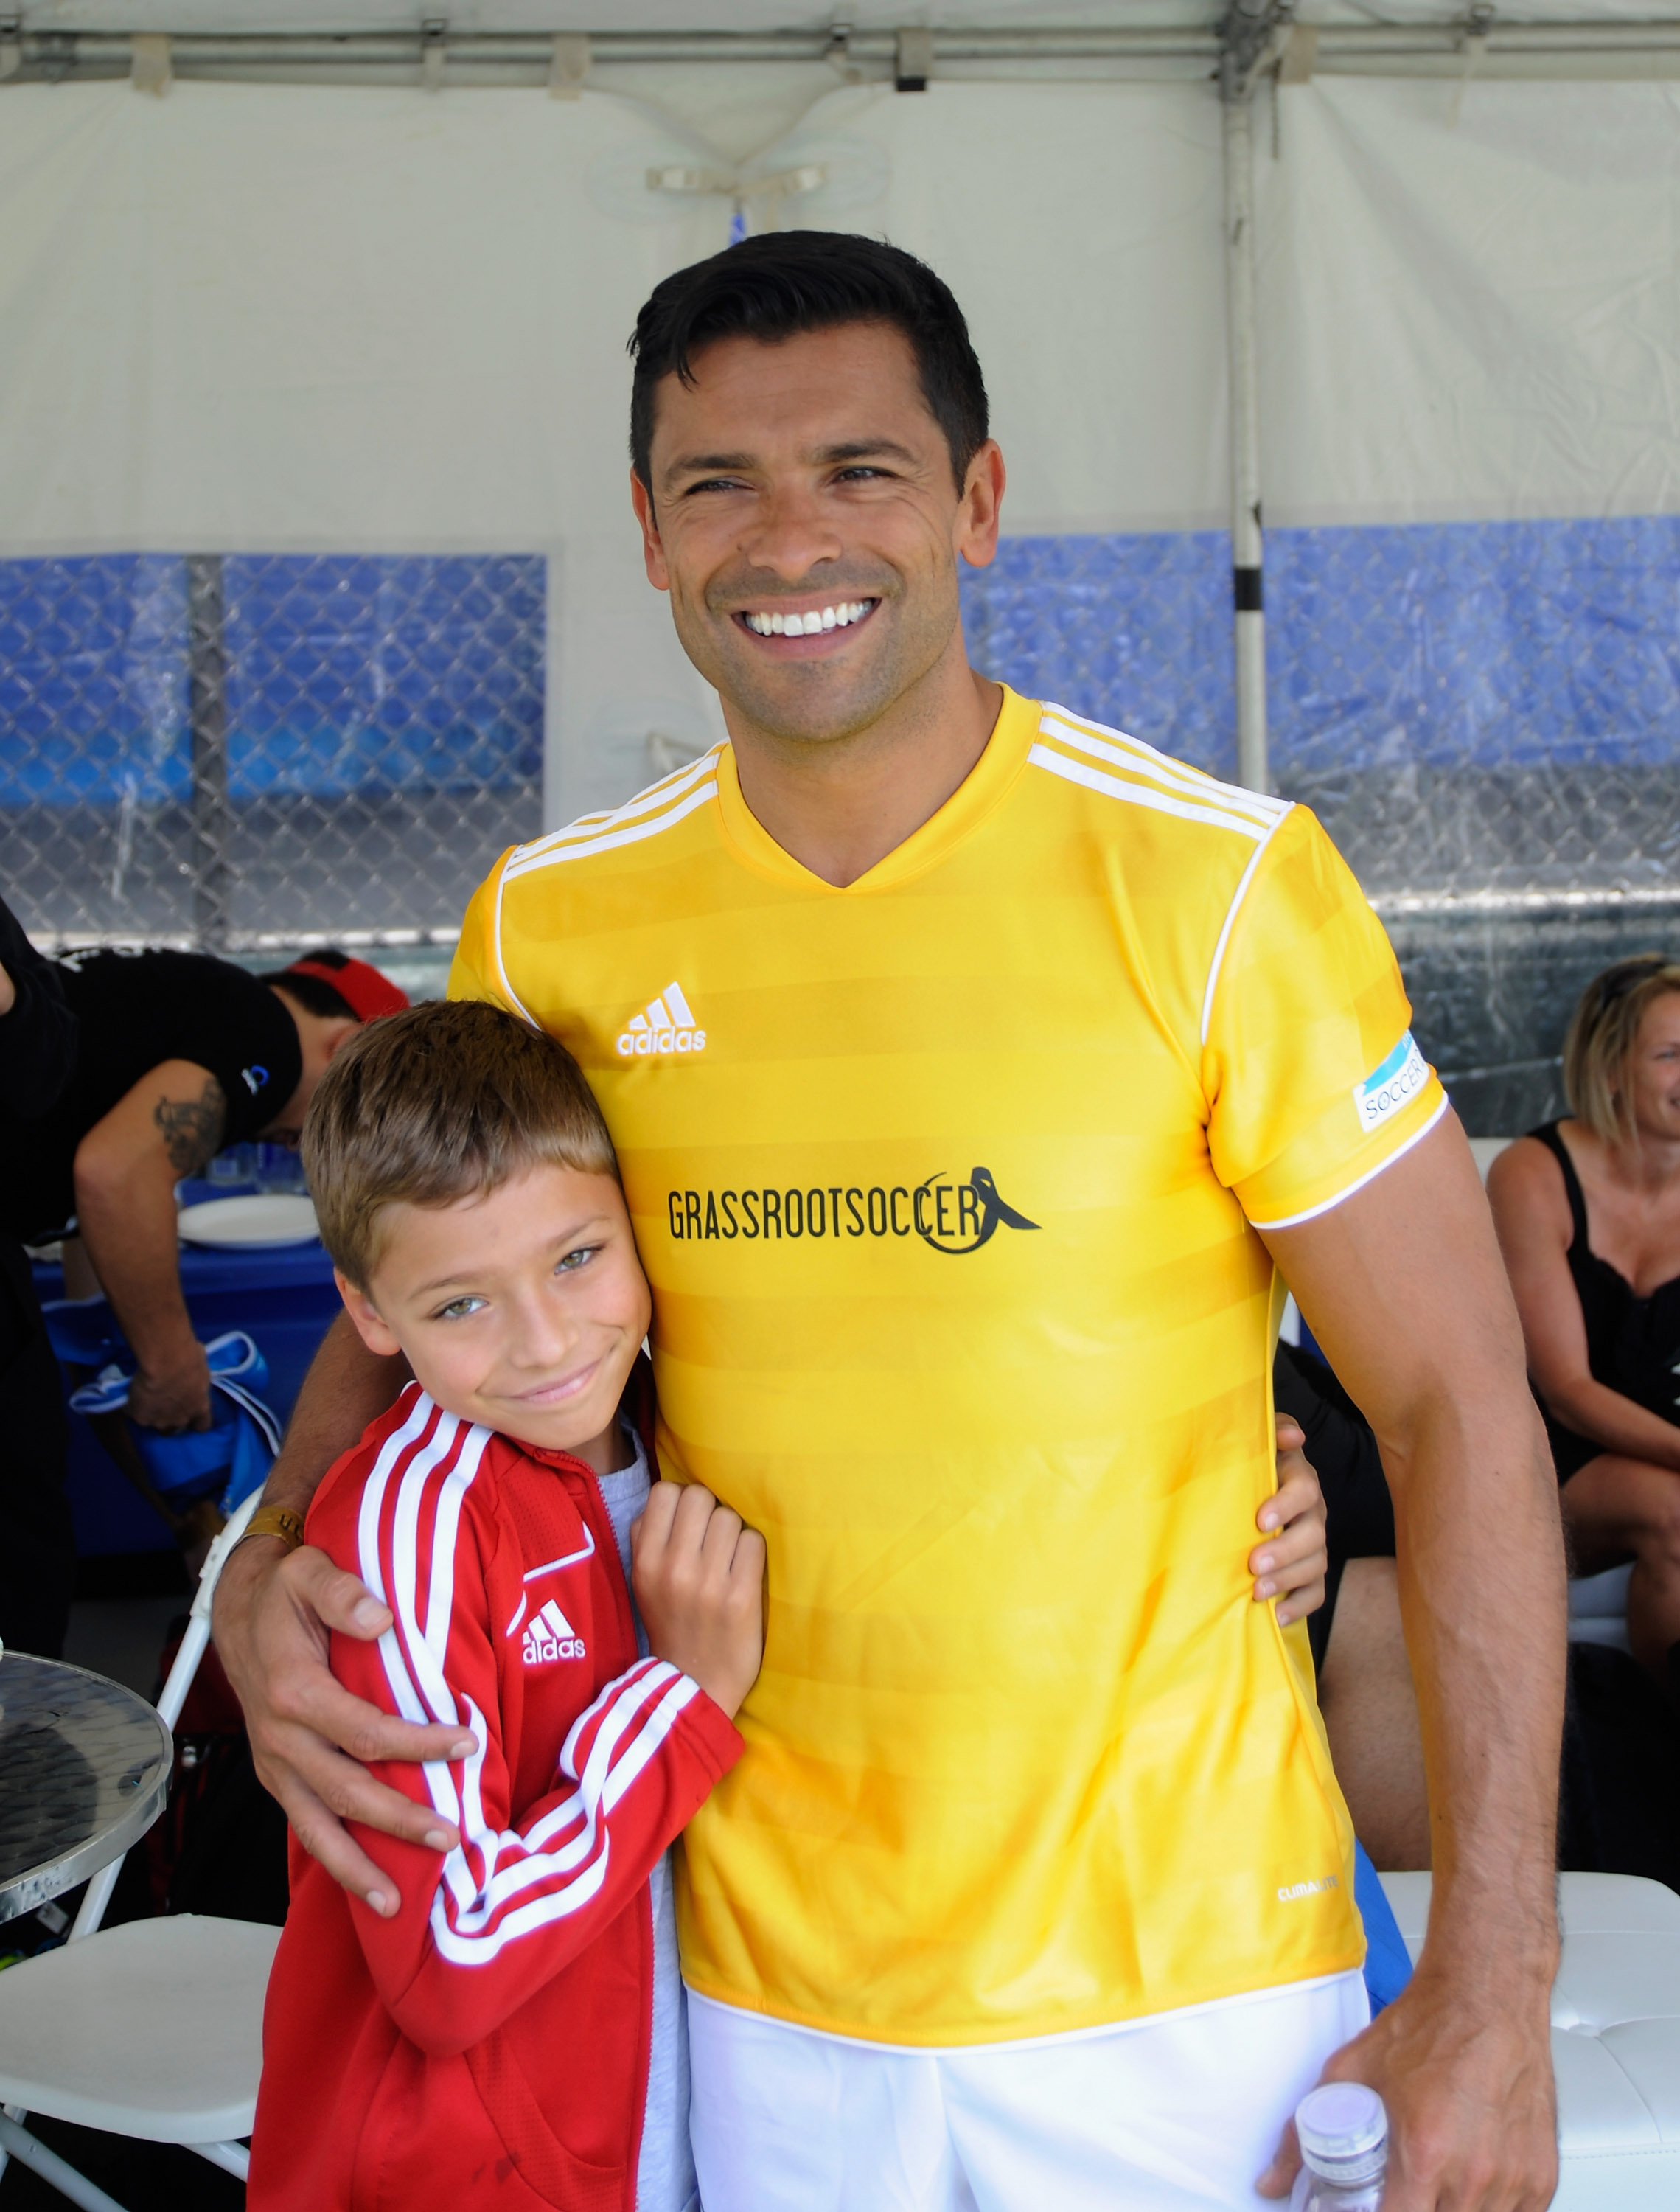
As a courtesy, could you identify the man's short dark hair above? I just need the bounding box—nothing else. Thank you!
[628,232,989,495]
[264,947,357,1021]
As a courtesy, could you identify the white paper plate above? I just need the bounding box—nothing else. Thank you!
[178,1194,321,1249]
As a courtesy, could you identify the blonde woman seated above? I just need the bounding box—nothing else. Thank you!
[1490,955,1680,1688]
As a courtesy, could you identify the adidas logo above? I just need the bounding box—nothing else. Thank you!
[522,1598,586,1666]
[616,981,706,1060]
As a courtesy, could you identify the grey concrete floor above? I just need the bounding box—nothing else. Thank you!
[61,1595,187,1700]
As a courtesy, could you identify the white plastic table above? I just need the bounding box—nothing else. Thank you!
[0,1652,172,1927]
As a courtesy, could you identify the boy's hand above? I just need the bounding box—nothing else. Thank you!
[632,1480,765,1720]
[1250,1415,1328,1624]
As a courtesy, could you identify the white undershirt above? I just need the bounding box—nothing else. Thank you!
[593,1431,699,2212]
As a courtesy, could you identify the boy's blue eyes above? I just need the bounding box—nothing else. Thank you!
[430,1248,598,1318]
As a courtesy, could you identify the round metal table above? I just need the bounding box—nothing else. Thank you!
[0,1653,171,1925]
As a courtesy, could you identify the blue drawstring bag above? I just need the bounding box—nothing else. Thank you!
[41,1295,130,1375]
[54,1310,282,1515]
[1354,1838,1414,2015]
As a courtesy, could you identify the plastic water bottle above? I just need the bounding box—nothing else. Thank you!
[1289,2082,1387,2209]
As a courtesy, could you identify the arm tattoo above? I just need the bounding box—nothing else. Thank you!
[153,1074,227,1176]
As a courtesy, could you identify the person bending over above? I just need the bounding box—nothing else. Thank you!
[248,999,759,2212]
[1491,954,1680,1687]
[0,943,408,1437]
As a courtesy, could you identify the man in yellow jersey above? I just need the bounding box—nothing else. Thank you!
[217,235,1564,2210]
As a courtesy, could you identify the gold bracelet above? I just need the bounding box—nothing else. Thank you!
[230,1503,307,1555]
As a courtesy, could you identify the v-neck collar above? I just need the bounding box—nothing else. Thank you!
[711,684,1039,895]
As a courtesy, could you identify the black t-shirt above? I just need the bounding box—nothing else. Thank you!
[0,896,82,1367]
[0,895,78,1121]
[0,948,302,1241]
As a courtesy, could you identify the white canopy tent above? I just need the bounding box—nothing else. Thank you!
[1,5,1678,1100]
[4,5,1679,795]
[6,29,1680,2205]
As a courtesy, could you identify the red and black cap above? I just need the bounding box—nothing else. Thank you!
[282,954,410,1024]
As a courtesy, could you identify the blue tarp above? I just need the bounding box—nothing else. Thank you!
[0,552,544,810]
[960,515,1680,782]
[4,524,1675,815]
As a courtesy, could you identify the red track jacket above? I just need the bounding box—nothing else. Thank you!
[248,1380,743,2212]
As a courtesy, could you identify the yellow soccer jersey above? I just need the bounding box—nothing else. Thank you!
[451,684,1446,2047]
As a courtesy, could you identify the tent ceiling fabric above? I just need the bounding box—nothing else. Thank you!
[0,67,1676,964]
[23,1,1680,30]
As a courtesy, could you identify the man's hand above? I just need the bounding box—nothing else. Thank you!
[1258,1965,1558,2210]
[127,1335,213,1433]
[1252,1414,1327,1625]
[212,1533,476,1915]
[632,1480,766,1719]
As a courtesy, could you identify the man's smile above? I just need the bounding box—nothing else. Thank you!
[732,597,881,650]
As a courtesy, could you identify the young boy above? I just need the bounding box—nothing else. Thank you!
[248,1000,764,2212]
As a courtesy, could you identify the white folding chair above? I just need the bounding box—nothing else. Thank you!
[1382,1869,1680,2210]
[0,1490,280,2211]
[1568,1562,1634,1654]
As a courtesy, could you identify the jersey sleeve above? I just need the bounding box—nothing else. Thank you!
[318,1430,742,2058]
[448,850,526,1015]
[1201,804,1446,1231]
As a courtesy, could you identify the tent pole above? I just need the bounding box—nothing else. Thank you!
[1220,79,1268,796]
[7,22,1680,86]
[187,553,232,953]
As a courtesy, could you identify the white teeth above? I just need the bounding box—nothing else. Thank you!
[744,599,872,636]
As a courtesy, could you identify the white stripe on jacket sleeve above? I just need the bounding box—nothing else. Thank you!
[355,1394,493,1872]
[428,1661,699,1965]
[355,1400,705,1969]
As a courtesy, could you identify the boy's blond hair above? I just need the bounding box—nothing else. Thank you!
[302,998,618,1287]
[1563,953,1680,1147]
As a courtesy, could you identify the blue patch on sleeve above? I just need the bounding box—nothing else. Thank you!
[1362,1035,1413,1091]
[1352,1033,1429,1135]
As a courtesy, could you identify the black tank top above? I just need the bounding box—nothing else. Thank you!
[1529,1121,1680,1477]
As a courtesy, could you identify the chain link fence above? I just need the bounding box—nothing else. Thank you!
[962,518,1680,899]
[0,552,545,960]
[4,529,1676,1128]
[961,520,1680,1131]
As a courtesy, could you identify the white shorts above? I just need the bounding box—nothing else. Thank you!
[688,1971,1369,2212]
